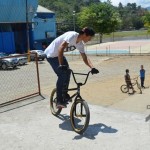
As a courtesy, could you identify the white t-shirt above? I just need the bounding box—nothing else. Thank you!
[44,31,85,58]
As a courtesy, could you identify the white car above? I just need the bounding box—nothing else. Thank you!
[0,53,18,69]
[9,53,28,65]
[30,50,46,61]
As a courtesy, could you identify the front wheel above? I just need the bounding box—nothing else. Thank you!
[120,85,128,93]
[70,99,90,134]
[50,88,62,116]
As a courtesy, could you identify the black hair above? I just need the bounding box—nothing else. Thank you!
[126,69,129,73]
[79,27,95,36]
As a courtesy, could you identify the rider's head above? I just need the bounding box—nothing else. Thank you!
[126,69,129,73]
[79,27,95,43]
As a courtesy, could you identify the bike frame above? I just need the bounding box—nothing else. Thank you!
[131,76,140,87]
[50,69,92,134]
[62,69,91,102]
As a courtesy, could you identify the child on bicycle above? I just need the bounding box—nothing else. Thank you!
[124,69,136,94]
[45,27,99,108]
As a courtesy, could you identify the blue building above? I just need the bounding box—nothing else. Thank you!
[32,5,56,50]
[0,0,56,54]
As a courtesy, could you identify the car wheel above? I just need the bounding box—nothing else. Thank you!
[13,65,17,69]
[31,57,35,61]
[2,63,7,70]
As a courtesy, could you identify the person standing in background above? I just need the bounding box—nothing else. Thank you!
[140,65,145,88]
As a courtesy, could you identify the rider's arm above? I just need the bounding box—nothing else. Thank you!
[58,41,68,65]
[80,53,94,68]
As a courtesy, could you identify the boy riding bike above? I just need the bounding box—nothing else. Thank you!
[44,27,99,108]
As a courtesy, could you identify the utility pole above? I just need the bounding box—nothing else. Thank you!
[26,0,30,61]
[73,11,75,31]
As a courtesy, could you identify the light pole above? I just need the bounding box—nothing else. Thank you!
[73,11,75,31]
[26,0,30,61]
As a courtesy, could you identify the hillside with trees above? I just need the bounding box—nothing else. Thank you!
[39,0,149,35]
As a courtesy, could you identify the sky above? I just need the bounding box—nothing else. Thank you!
[101,0,150,8]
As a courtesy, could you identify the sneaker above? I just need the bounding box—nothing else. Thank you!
[56,102,67,108]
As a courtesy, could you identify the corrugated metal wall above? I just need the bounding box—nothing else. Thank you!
[0,0,38,23]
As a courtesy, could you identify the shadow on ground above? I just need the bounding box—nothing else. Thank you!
[0,95,45,113]
[58,114,118,140]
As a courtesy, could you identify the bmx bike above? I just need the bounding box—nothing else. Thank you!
[120,76,142,94]
[50,69,92,134]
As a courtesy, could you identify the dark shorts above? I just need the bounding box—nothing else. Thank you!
[126,82,132,88]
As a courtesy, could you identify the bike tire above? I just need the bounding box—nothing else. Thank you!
[120,85,128,93]
[137,83,142,94]
[50,88,62,116]
[70,99,90,134]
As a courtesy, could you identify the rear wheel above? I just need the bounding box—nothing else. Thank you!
[2,63,7,70]
[120,85,128,93]
[30,57,34,61]
[50,88,62,116]
[137,83,142,94]
[13,65,17,69]
[70,99,90,134]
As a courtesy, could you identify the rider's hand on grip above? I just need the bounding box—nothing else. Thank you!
[91,68,99,75]
[58,65,68,71]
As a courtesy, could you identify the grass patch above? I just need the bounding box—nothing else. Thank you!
[88,30,150,45]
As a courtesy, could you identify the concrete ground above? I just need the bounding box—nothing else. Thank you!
[1,40,150,150]
[0,93,150,150]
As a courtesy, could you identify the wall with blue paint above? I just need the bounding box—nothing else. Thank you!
[0,0,38,23]
[0,1,57,53]
[0,32,15,54]
[33,17,56,40]
[32,13,56,49]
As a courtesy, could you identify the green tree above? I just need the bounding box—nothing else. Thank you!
[142,12,150,32]
[117,3,147,30]
[38,0,147,33]
[77,3,121,43]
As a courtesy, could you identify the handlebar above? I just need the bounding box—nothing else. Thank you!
[69,69,91,86]
[132,75,140,81]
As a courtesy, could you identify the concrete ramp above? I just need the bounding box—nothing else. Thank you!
[0,95,150,150]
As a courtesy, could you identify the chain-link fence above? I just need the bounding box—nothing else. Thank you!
[0,53,41,107]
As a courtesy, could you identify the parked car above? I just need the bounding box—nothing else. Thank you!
[9,53,28,65]
[30,50,46,61]
[0,53,18,70]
